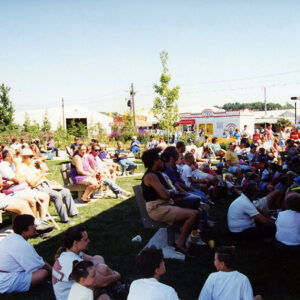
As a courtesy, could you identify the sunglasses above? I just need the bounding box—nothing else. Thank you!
[94,149,100,152]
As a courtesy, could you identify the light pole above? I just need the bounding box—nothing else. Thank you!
[291,97,300,124]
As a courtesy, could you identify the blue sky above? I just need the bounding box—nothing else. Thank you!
[1,0,300,113]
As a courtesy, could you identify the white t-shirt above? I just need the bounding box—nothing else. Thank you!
[0,233,44,293]
[147,140,158,149]
[52,251,83,300]
[186,144,197,153]
[128,278,179,300]
[181,164,193,187]
[192,169,209,180]
[276,210,300,246]
[0,161,15,180]
[227,194,259,233]
[67,282,93,300]
[198,271,254,300]
[10,143,21,150]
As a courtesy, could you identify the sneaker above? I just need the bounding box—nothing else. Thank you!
[116,193,127,200]
[104,191,116,198]
[186,230,206,247]
[36,223,54,233]
[38,230,53,239]
[122,190,132,197]
[61,220,75,225]
[70,214,83,219]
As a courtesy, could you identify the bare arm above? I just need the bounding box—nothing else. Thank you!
[144,173,170,200]
[253,213,274,225]
[72,156,93,176]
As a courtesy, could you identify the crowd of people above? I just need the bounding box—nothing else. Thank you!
[0,124,299,299]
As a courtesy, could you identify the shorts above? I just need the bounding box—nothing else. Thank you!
[228,165,249,173]
[0,271,32,293]
[146,199,179,225]
[0,194,10,210]
[253,196,269,214]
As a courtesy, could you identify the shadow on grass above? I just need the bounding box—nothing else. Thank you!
[2,197,300,300]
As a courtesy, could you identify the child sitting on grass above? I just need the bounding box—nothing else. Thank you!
[68,260,108,300]
[198,246,263,300]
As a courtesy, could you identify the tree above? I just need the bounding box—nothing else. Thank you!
[0,84,14,132]
[217,101,294,111]
[23,112,31,132]
[67,119,87,137]
[275,118,292,131]
[41,110,51,132]
[152,51,180,131]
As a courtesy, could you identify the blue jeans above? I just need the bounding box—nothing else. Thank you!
[103,179,122,196]
[118,159,136,173]
[131,146,140,158]
[47,147,58,156]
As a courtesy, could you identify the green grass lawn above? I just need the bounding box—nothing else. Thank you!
[2,160,300,300]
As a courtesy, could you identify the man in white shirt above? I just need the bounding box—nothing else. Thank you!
[146,135,158,149]
[10,138,21,151]
[227,182,275,241]
[0,214,51,293]
[186,139,197,153]
[128,246,179,300]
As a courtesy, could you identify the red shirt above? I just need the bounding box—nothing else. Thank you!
[290,132,299,140]
[252,133,261,142]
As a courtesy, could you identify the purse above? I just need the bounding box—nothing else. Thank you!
[2,182,28,195]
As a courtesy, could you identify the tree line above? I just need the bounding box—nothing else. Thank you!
[216,101,294,111]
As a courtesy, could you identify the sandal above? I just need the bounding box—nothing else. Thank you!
[81,196,91,203]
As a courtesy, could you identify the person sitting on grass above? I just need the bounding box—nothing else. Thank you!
[275,193,300,253]
[198,246,263,300]
[68,260,110,300]
[71,144,101,202]
[130,136,141,158]
[52,226,122,300]
[46,137,59,157]
[227,182,276,241]
[210,137,226,161]
[115,141,137,176]
[0,214,52,294]
[146,135,158,149]
[224,173,241,198]
[141,148,201,257]
[128,246,179,300]
[225,142,255,182]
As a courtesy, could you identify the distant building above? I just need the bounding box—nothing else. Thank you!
[179,108,255,137]
[179,107,300,137]
[14,105,113,134]
[111,114,153,129]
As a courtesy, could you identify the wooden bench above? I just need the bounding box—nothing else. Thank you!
[133,185,177,246]
[60,162,86,203]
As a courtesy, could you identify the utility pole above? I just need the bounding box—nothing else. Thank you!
[62,98,65,129]
[263,86,267,116]
[291,97,300,124]
[130,83,136,129]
